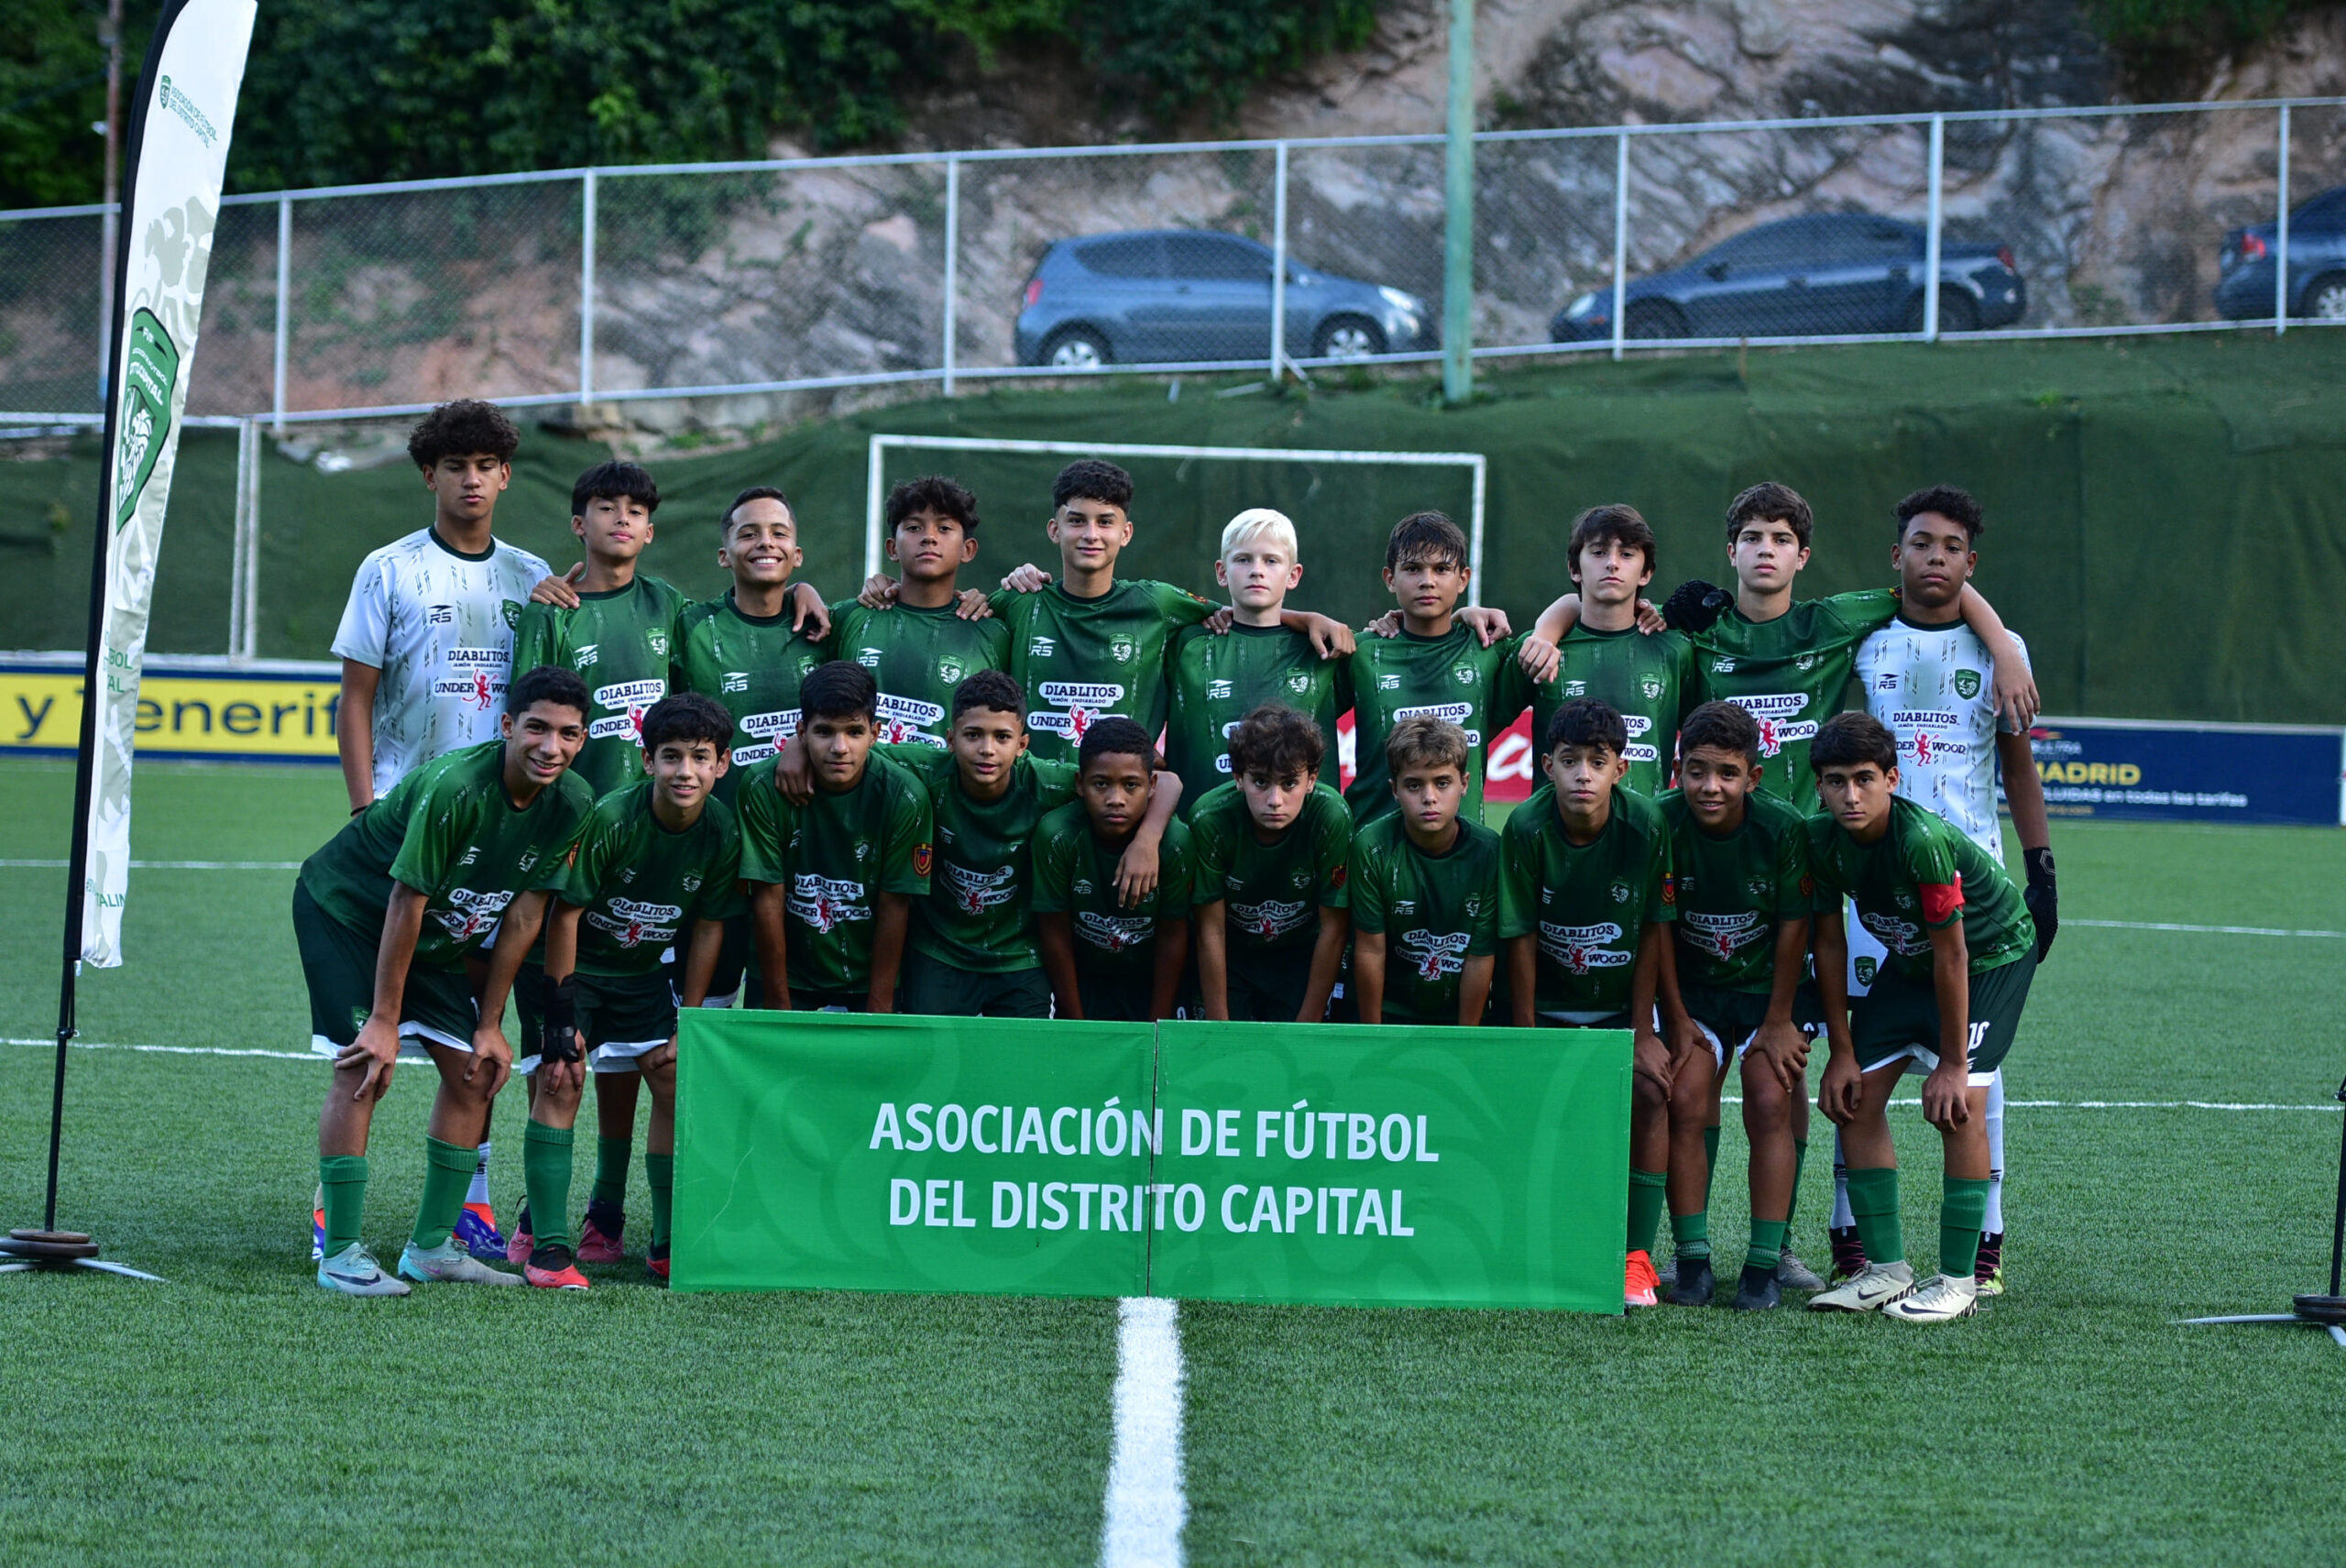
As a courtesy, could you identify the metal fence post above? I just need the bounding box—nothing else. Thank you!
[271,194,290,435]
[1441,0,1474,401]
[1923,115,1944,343]
[1271,141,1288,376]
[1610,132,1628,361]
[942,156,959,396]
[229,415,260,660]
[579,169,597,404]
[2276,104,2292,334]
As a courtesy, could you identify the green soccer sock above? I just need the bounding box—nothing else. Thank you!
[646,1153,675,1248]
[592,1135,633,1210]
[319,1155,368,1257]
[1746,1217,1787,1275]
[409,1136,479,1252]
[523,1121,577,1253]
[1627,1168,1668,1256]
[1702,1124,1721,1209]
[1670,1208,1711,1263]
[1940,1176,1993,1280]
[1844,1166,1904,1266]
[1786,1136,1809,1229]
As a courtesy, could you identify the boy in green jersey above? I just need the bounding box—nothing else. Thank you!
[1511,505,1698,800]
[830,476,1014,749]
[1653,701,1825,1310]
[1191,707,1353,1024]
[1346,510,1532,828]
[519,694,743,1289]
[739,662,933,1013]
[1805,712,2037,1324]
[297,666,594,1296]
[1497,697,1675,1308]
[1163,508,1351,815]
[1349,716,1500,1026]
[1035,718,1196,1022]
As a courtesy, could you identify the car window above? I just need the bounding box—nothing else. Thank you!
[1705,220,1815,269]
[2292,187,2346,230]
[1167,235,1272,281]
[1075,236,1165,278]
[1816,218,1918,259]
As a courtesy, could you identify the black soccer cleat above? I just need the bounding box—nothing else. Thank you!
[1827,1224,1869,1285]
[1974,1230,2005,1297]
[1672,1255,1716,1307]
[1732,1265,1782,1311]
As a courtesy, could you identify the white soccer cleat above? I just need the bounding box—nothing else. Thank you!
[1880,1272,1979,1322]
[316,1243,411,1298]
[397,1240,523,1285]
[1806,1258,1915,1313]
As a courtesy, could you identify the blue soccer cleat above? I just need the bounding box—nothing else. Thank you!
[454,1201,506,1263]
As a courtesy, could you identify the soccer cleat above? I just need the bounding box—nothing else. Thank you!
[454,1201,506,1263]
[311,1200,326,1265]
[1624,1249,1661,1308]
[398,1240,523,1285]
[1880,1272,1979,1322]
[1732,1265,1781,1311]
[1774,1246,1825,1291]
[646,1243,670,1288]
[1807,1258,1916,1313]
[1672,1255,1716,1307]
[506,1202,534,1266]
[525,1244,590,1289]
[576,1200,626,1264]
[1974,1232,2005,1297]
[1827,1224,1869,1286]
[316,1243,411,1298]
[1655,1254,1676,1289]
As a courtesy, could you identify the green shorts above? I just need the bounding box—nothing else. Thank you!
[1075,970,1157,1023]
[293,881,477,1058]
[1678,978,1826,1067]
[1852,950,2034,1083]
[901,959,1052,1019]
[1225,948,1318,1025]
[515,965,679,1075]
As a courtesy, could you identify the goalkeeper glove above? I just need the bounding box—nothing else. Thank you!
[541,974,582,1064]
[2022,846,2056,961]
[1661,579,1734,634]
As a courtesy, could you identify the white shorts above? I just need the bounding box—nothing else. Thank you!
[308,1020,474,1061]
[1673,1015,1824,1071]
[1860,1044,1997,1089]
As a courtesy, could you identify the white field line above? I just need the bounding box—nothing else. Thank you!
[5,1036,315,1060]
[1101,1295,1187,1568]
[0,858,300,869]
[2068,917,2346,938]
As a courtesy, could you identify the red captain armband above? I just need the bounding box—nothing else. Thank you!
[1919,876,1965,927]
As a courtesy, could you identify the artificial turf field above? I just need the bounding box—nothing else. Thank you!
[4,756,2345,1566]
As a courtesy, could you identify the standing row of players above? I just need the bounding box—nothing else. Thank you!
[305,399,2058,1323]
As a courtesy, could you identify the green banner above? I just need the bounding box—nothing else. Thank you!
[673,1010,1629,1310]
[1146,1021,1628,1311]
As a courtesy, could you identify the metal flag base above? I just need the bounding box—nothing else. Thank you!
[0,1229,164,1282]
[2179,1074,2346,1349]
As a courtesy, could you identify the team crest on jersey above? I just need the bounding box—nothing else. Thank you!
[1855,956,1879,985]
[1954,668,1983,699]
[683,873,702,893]
[648,629,669,659]
[1536,920,1629,973]
[1109,636,1136,664]
[1290,871,1310,890]
[1287,674,1311,694]
[1231,897,1310,939]
[1746,877,1769,900]
[1206,679,1234,700]
[1661,875,1676,905]
[937,657,966,685]
[1640,674,1663,700]
[1453,665,1477,685]
[350,1005,371,1034]
[1609,879,1630,904]
[1400,928,1471,980]
[912,843,932,877]
[1796,653,1817,672]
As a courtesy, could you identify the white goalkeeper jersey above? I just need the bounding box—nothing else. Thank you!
[1853,615,2027,863]
[332,527,552,798]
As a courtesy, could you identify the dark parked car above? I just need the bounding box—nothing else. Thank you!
[1014,230,1432,368]
[1551,213,2026,342]
[2215,185,2346,321]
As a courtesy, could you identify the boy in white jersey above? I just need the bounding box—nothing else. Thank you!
[1836,485,2057,1296]
[325,399,551,1261]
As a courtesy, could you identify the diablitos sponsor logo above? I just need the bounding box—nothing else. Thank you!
[1230,897,1310,940]
[1076,910,1155,952]
[433,886,515,942]
[1536,920,1629,974]
[876,694,947,746]
[1683,908,1764,959]
[1395,702,1481,747]
[1858,910,1929,956]
[1398,927,1471,980]
[1029,681,1124,741]
[788,874,871,932]
[586,898,685,948]
[587,679,666,740]
[942,861,1019,915]
[1723,694,1814,757]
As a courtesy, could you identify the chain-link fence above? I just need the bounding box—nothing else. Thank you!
[3,98,2341,423]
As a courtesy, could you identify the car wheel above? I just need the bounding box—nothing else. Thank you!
[1311,316,1386,358]
[1622,301,1687,340]
[1901,290,1981,334]
[1042,327,1111,369]
[2302,273,2346,321]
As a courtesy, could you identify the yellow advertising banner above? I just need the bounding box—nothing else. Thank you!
[0,660,341,762]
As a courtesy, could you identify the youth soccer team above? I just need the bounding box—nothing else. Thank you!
[300,398,2061,1325]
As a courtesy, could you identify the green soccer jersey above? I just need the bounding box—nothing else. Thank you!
[828,598,1014,750]
[1188,781,1352,959]
[510,574,688,797]
[1163,622,1351,816]
[1345,623,1534,827]
[1684,589,1899,806]
[551,782,746,979]
[1532,622,1700,798]
[1657,788,1816,993]
[736,753,934,995]
[1497,784,1675,1019]
[882,745,1078,973]
[1348,814,1502,1024]
[1805,795,2034,981]
[299,740,593,971]
[1031,802,1196,981]
[669,591,828,796]
[988,578,1216,763]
